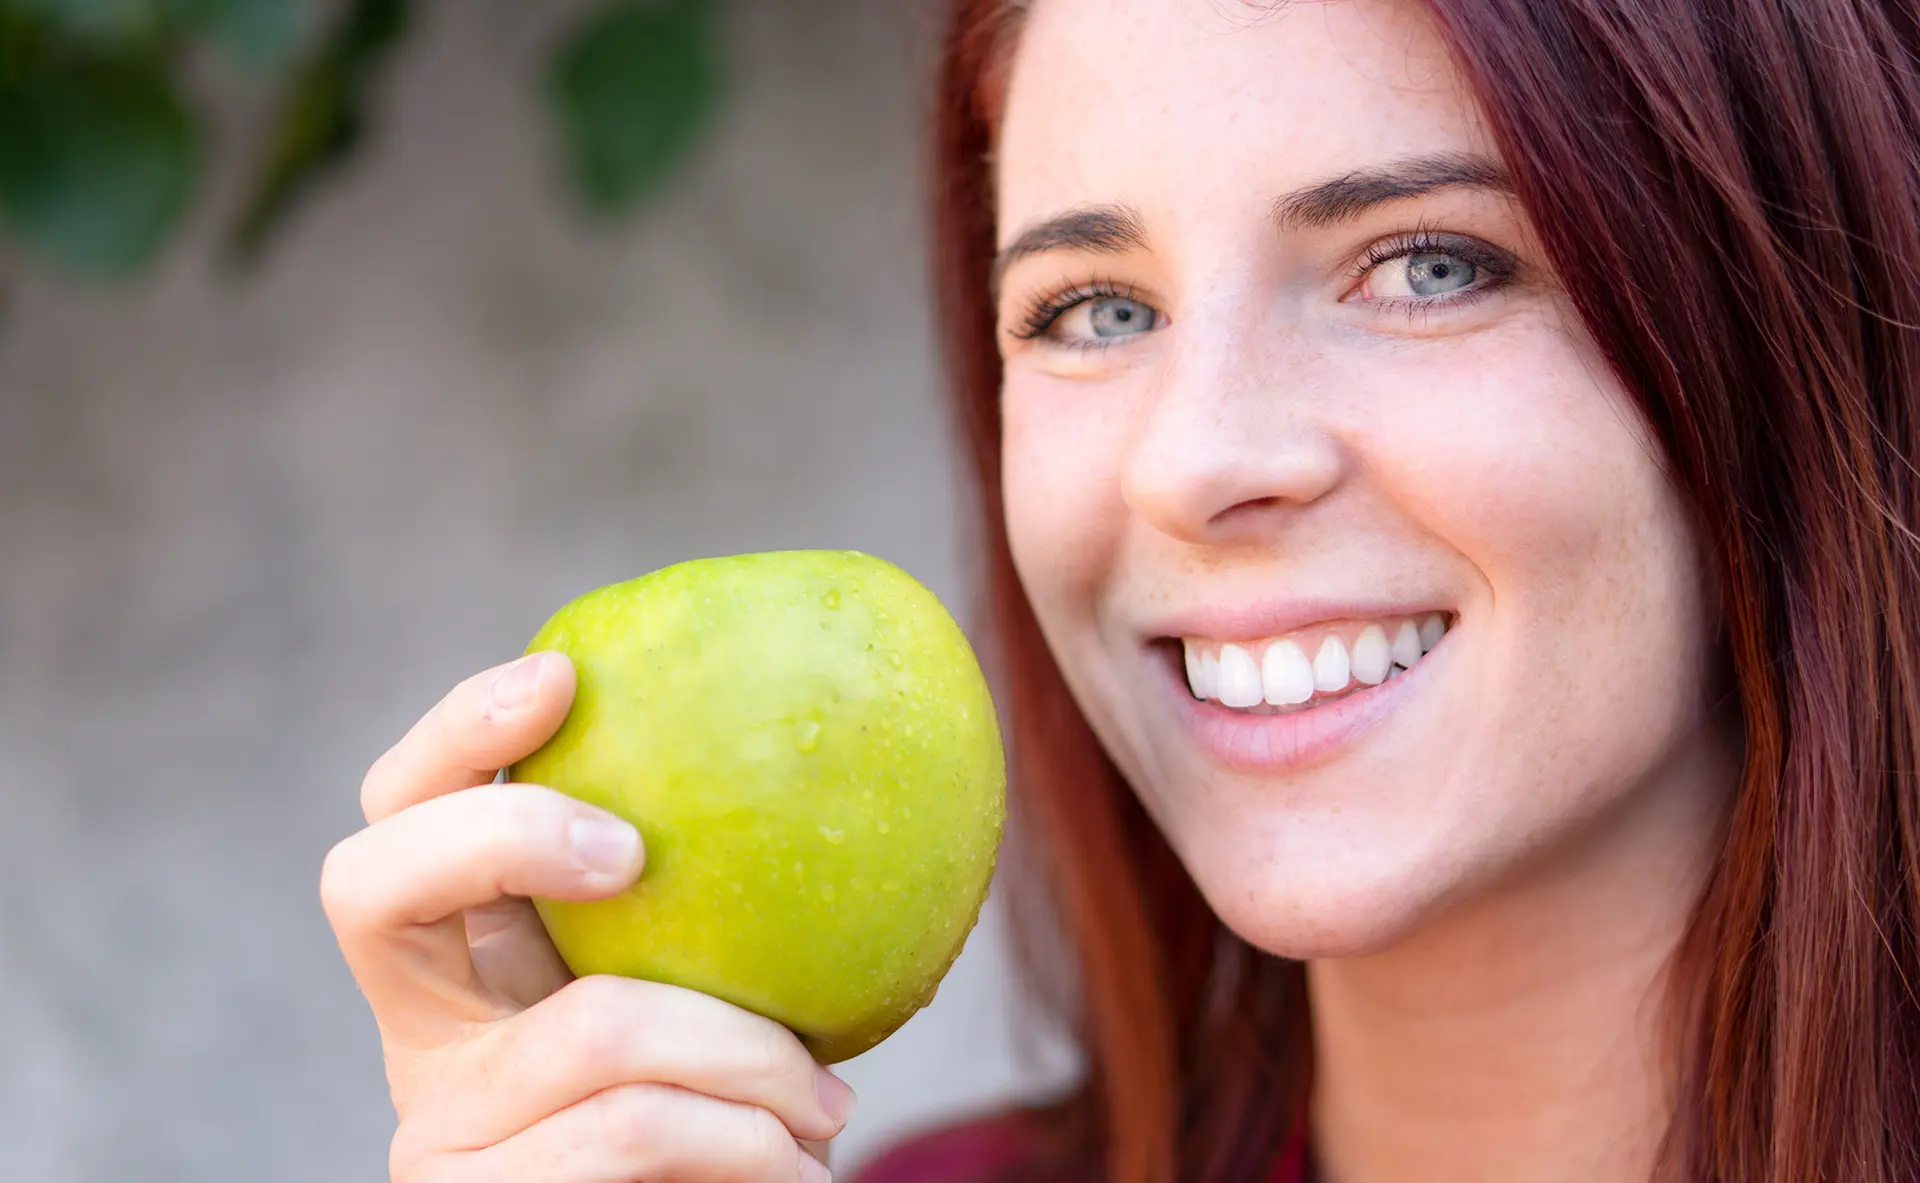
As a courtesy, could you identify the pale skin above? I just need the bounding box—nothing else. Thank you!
[994,1,1739,1181]
[325,3,1739,1183]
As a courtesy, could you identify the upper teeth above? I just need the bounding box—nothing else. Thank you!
[1182,613,1450,709]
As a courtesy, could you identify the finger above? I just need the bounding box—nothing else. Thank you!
[398,1084,822,1183]
[320,785,642,1043]
[411,975,855,1148]
[362,652,577,824]
[464,898,573,1009]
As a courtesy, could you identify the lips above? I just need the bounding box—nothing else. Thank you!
[1143,601,1456,771]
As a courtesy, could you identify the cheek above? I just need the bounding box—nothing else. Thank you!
[1368,311,1689,626]
[1366,315,1716,810]
[1001,374,1132,620]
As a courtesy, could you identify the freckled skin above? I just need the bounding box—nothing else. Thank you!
[511,551,1006,1064]
[995,0,1732,959]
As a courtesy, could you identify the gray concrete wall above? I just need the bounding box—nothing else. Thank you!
[0,3,1067,1178]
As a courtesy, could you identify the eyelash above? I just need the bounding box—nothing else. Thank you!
[1351,223,1518,321]
[1006,224,1519,343]
[1007,277,1144,344]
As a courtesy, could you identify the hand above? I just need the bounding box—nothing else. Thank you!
[321,651,852,1181]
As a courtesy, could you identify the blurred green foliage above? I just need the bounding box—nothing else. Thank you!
[549,0,717,214]
[0,0,722,279]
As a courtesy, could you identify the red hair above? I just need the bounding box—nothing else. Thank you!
[925,1,1920,1180]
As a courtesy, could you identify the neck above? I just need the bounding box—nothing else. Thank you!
[1305,734,1735,1183]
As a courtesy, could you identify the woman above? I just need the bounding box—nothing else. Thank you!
[319,0,1920,1180]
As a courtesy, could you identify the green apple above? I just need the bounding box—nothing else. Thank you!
[509,550,1006,1063]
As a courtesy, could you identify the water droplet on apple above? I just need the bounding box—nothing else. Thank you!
[818,826,846,844]
[794,720,822,752]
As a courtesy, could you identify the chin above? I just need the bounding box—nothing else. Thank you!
[1182,840,1463,961]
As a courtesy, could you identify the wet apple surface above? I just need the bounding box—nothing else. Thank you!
[511,550,1006,1063]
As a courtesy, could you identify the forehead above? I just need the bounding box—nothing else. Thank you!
[996,0,1495,237]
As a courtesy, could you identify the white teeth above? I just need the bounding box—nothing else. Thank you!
[1312,636,1351,693]
[1184,612,1451,710]
[1216,644,1264,708]
[1183,641,1205,699]
[1261,639,1315,705]
[1391,620,1423,669]
[1350,624,1391,686]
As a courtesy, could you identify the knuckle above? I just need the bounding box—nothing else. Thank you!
[359,745,403,821]
[747,1022,801,1085]
[740,1107,796,1175]
[434,676,486,741]
[387,1125,433,1183]
[474,786,562,859]
[441,788,547,883]
[317,836,372,930]
[547,975,629,1063]
[595,1083,666,1160]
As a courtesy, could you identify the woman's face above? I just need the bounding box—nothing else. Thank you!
[994,0,1730,957]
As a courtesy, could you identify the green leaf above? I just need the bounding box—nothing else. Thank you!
[0,52,201,276]
[0,0,311,64]
[170,0,309,70]
[0,0,164,48]
[225,0,407,264]
[547,0,721,215]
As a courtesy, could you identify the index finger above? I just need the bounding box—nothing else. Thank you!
[361,651,576,823]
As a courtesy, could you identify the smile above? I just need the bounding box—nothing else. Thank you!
[1156,611,1455,771]
[1181,613,1451,714]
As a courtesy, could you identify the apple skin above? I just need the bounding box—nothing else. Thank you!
[509,550,1006,1063]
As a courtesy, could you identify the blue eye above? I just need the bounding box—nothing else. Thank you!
[1085,295,1154,337]
[1009,280,1165,347]
[1042,294,1157,344]
[1355,231,1516,311]
[1403,251,1476,296]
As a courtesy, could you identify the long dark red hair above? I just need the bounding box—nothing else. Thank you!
[922,0,1920,1180]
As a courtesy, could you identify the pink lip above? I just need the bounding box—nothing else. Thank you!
[1146,596,1453,645]
[1160,628,1448,771]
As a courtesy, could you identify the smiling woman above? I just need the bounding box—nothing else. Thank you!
[856,0,1920,1180]
[314,0,1920,1178]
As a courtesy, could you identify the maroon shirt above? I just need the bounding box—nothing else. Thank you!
[851,1114,1308,1183]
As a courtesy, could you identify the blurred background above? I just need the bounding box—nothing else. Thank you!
[0,1,1070,1177]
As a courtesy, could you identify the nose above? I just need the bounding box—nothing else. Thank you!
[1120,324,1348,546]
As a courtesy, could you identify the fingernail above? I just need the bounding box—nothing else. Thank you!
[798,1152,832,1183]
[815,1067,856,1127]
[569,813,641,876]
[489,653,545,712]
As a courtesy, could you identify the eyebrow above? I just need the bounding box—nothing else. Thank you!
[991,151,1514,293]
[991,205,1146,295]
[1273,151,1514,231]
